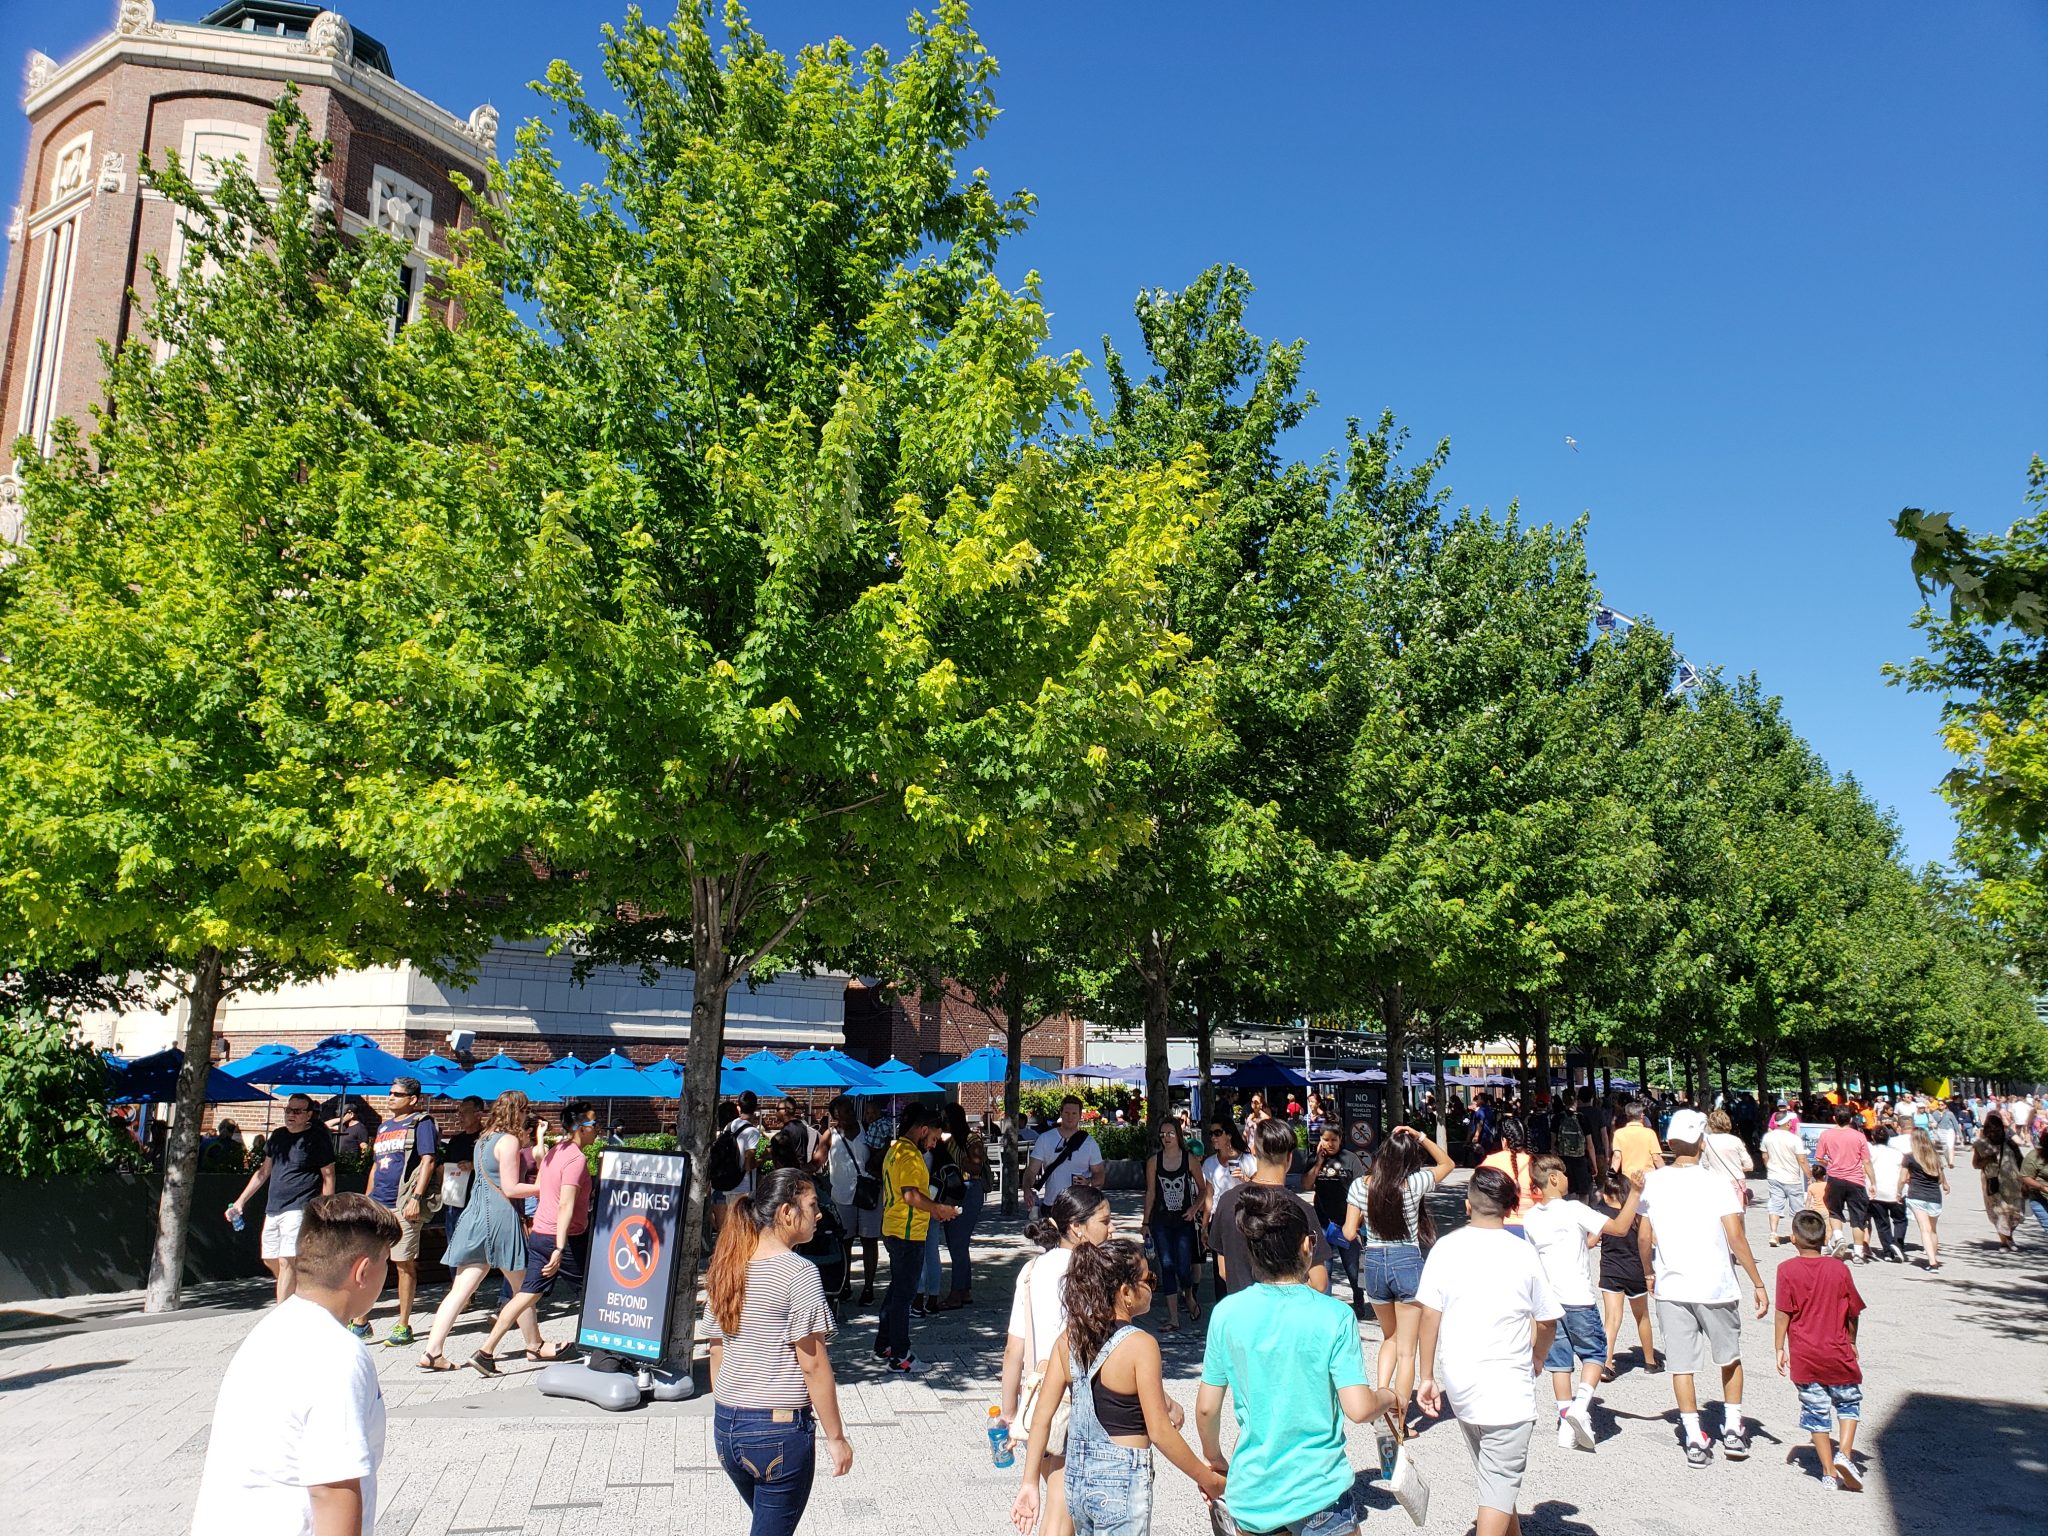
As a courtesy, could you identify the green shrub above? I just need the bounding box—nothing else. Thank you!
[1018,1084,1129,1121]
[0,1007,142,1178]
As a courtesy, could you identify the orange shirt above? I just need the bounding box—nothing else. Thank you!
[1479,1148,1540,1213]
[1612,1123,1664,1178]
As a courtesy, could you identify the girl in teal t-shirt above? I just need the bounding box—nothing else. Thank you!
[1195,1187,1392,1535]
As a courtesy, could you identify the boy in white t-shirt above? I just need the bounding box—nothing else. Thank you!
[1417,1166,1563,1536]
[1523,1154,1643,1451]
[193,1193,400,1536]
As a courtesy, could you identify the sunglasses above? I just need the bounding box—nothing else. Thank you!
[285,1106,312,1115]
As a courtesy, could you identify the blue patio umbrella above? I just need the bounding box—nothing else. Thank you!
[254,1035,415,1093]
[570,1061,659,1097]
[718,1063,786,1099]
[1061,1062,1143,1082]
[406,1053,466,1092]
[449,1064,557,1101]
[218,1042,296,1079]
[852,1057,944,1096]
[760,1054,858,1091]
[796,1049,888,1091]
[641,1057,684,1093]
[472,1052,526,1072]
[107,1049,273,1104]
[736,1049,789,1077]
[929,1046,1056,1085]
[1217,1053,1308,1091]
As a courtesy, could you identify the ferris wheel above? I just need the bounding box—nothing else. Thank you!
[1594,605,1704,693]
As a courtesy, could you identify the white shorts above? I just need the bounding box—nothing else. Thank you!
[260,1208,304,1260]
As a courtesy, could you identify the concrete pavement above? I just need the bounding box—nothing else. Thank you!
[2,1188,2043,1534]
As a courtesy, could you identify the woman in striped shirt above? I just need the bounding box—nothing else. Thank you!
[703,1167,853,1536]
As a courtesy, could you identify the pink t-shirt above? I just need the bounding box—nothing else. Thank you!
[534,1142,591,1237]
[1815,1126,1871,1187]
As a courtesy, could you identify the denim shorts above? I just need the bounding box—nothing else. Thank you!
[1904,1196,1942,1217]
[1362,1242,1424,1304]
[1542,1303,1609,1371]
[1796,1380,1862,1434]
[1065,1436,1153,1536]
[1212,1486,1358,1536]
[1767,1179,1805,1216]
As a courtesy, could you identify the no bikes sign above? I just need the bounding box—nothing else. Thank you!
[576,1149,687,1361]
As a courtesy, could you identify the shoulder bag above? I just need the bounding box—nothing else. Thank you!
[1013,1256,1069,1456]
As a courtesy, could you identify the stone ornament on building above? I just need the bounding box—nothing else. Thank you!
[115,1,165,38]
[26,51,56,94]
[0,474,24,551]
[308,174,335,219]
[97,150,127,195]
[302,11,353,64]
[6,205,20,243]
[52,137,93,200]
[466,103,499,158]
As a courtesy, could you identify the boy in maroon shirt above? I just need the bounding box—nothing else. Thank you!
[1773,1209,1866,1491]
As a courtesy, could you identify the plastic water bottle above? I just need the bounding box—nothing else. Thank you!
[988,1405,1014,1468]
[1375,1422,1398,1480]
[227,1206,245,1232]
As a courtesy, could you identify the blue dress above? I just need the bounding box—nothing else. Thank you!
[445,1130,524,1272]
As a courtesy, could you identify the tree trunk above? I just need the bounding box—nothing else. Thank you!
[1380,982,1405,1136]
[1139,930,1173,1147]
[1431,1013,1449,1144]
[664,886,732,1375]
[1533,1006,1553,1108]
[145,944,226,1313]
[1798,1049,1814,1103]
[1682,1052,1695,1101]
[1753,1035,1772,1114]
[1001,973,1026,1218]
[1601,1062,1611,1102]
[1517,1031,1531,1106]
[1637,1053,1649,1096]
[1195,995,1215,1128]
[1717,1055,1730,1104]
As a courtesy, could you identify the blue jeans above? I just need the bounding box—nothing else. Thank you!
[714,1403,816,1536]
[944,1179,984,1296]
[878,1234,919,1357]
[1542,1304,1609,1372]
[1065,1434,1154,1536]
[921,1223,944,1293]
[1152,1220,1197,1296]
[1216,1487,1359,1536]
[2029,1199,2048,1236]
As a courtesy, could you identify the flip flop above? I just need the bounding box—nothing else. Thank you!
[416,1352,456,1372]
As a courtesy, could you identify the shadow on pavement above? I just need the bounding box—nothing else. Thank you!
[1873,1391,2048,1526]
[0,1359,131,1391]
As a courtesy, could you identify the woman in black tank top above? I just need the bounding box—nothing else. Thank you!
[1142,1122,1208,1331]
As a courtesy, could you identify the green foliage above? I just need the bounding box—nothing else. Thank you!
[0,1009,140,1179]
[1017,1083,1127,1121]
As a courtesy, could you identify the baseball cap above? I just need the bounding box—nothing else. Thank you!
[1666,1108,1708,1144]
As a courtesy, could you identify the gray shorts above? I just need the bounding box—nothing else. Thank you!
[1766,1179,1805,1216]
[835,1199,882,1241]
[1656,1297,1742,1375]
[1458,1418,1533,1514]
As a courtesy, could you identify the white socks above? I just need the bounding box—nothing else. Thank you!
[1572,1383,1594,1412]
[1681,1410,1704,1444]
[1723,1401,1742,1434]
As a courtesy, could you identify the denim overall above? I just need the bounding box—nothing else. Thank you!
[1063,1323,1154,1536]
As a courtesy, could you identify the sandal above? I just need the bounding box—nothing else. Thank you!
[1600,1363,1616,1383]
[1160,1320,1181,1333]
[468,1350,499,1377]
[416,1352,456,1372]
[533,1341,578,1362]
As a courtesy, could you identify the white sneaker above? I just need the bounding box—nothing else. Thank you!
[890,1354,927,1375]
[1565,1404,1596,1451]
[1557,1415,1576,1449]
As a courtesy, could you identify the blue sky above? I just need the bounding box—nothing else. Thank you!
[7,2,2044,866]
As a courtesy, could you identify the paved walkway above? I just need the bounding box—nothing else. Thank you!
[2,1190,2044,1534]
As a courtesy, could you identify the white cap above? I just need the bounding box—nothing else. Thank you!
[1666,1108,1708,1145]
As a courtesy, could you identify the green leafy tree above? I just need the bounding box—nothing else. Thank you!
[0,1009,141,1179]
[0,96,536,1309]
[342,3,1203,1357]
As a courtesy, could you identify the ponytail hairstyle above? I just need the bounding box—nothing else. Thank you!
[706,1167,817,1335]
[1366,1127,1436,1244]
[1024,1184,1109,1250]
[1063,1237,1149,1367]
[1498,1115,1529,1190]
[1235,1183,1315,1282]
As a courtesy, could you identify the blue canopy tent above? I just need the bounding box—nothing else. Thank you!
[217,1042,296,1079]
[107,1049,273,1104]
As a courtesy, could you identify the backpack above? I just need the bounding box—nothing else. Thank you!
[852,1136,884,1211]
[708,1121,747,1193]
[1556,1110,1587,1160]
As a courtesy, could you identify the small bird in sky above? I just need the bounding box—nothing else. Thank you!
[1564,435,1579,452]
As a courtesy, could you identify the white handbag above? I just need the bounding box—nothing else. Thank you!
[1014,1257,1069,1456]
[440,1164,472,1207]
[1385,1442,1430,1526]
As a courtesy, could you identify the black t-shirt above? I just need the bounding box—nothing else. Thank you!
[1151,1150,1199,1225]
[264,1124,336,1216]
[442,1129,478,1169]
[1207,1182,1334,1297]
[1590,1196,1645,1289]
[1311,1151,1366,1226]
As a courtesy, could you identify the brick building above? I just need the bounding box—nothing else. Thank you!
[1,1,496,542]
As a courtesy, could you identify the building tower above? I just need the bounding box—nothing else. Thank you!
[0,1,498,543]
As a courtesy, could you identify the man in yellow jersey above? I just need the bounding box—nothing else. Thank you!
[876,1105,957,1374]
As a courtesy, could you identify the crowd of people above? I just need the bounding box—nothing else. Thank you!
[189,1074,2048,1536]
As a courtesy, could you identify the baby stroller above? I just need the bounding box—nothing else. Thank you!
[799,1203,852,1322]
